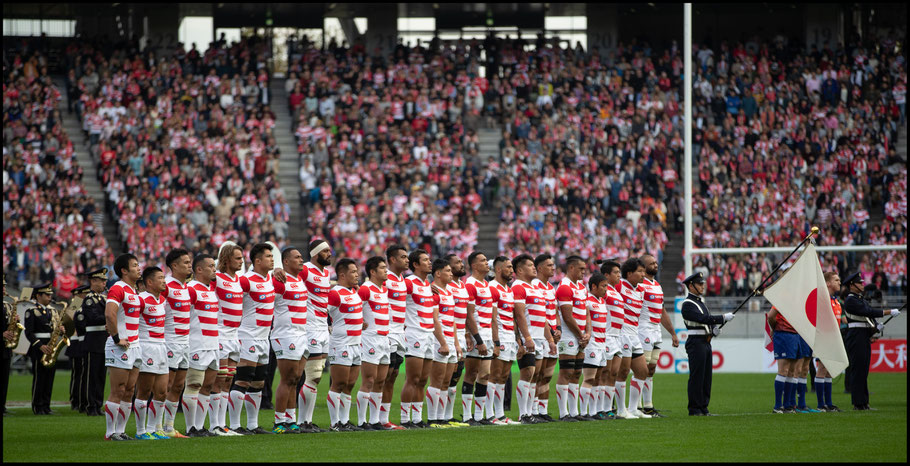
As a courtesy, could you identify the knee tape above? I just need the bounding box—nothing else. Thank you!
[234,365,254,383]
[305,359,326,385]
[517,353,536,369]
[389,352,404,369]
[647,349,661,365]
[218,366,230,376]
[449,360,465,387]
[253,364,268,381]
[185,369,205,394]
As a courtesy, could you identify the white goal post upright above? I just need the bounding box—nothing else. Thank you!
[684,3,694,276]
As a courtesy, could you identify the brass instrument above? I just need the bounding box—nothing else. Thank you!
[41,301,71,367]
[3,288,30,349]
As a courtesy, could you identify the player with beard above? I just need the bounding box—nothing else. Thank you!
[532,254,559,421]
[184,255,221,437]
[637,254,678,417]
[462,252,499,426]
[270,247,309,433]
[295,240,333,432]
[443,254,471,426]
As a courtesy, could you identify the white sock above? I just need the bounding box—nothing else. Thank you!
[285,409,296,424]
[413,400,423,424]
[540,398,549,416]
[302,383,318,424]
[445,386,456,420]
[493,384,505,418]
[580,386,592,416]
[209,394,221,428]
[437,389,449,420]
[606,385,616,412]
[556,384,569,418]
[426,387,440,421]
[369,393,383,425]
[517,380,532,417]
[327,391,341,426]
[104,401,119,438]
[462,393,474,419]
[380,402,391,424]
[218,392,229,428]
[629,378,645,413]
[567,383,579,417]
[643,376,654,408]
[228,390,244,429]
[134,400,148,436]
[274,411,284,425]
[400,402,411,424]
[164,399,178,431]
[528,383,537,415]
[196,395,209,430]
[245,391,261,429]
[149,400,165,434]
[357,391,370,426]
[484,385,495,419]
[340,393,352,425]
[182,394,198,433]
[116,401,131,434]
[615,381,627,414]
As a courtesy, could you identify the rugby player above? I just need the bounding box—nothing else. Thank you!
[103,254,143,441]
[444,254,470,426]
[462,252,499,426]
[426,259,463,427]
[326,258,364,432]
[379,245,409,429]
[357,256,396,430]
[531,254,559,422]
[296,240,334,432]
[554,256,590,422]
[510,254,550,424]
[600,260,625,418]
[184,254,221,437]
[614,258,652,419]
[489,256,520,425]
[134,267,171,439]
[815,272,843,412]
[637,254,679,417]
[161,249,192,438]
[399,250,437,429]
[270,247,309,433]
[580,274,610,420]
[213,242,245,435]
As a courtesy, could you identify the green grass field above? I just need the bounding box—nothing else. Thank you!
[2,368,906,462]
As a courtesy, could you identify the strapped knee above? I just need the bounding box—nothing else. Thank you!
[218,366,231,377]
[185,369,205,395]
[253,364,268,382]
[449,360,465,387]
[231,366,254,391]
[648,349,661,365]
[304,359,326,386]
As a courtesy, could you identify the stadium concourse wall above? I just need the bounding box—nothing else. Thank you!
[655,297,907,374]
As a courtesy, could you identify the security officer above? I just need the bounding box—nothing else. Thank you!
[24,283,63,415]
[67,284,90,412]
[82,268,110,416]
[680,272,734,416]
[841,272,901,410]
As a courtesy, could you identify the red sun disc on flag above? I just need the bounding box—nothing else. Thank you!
[805,288,818,327]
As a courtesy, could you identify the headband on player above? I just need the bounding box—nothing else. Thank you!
[310,242,329,258]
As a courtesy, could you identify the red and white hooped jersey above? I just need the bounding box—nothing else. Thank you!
[640,277,664,328]
[164,275,191,344]
[106,281,142,343]
[272,273,308,339]
[405,276,436,333]
[238,271,275,340]
[618,279,643,335]
[490,280,515,344]
[532,278,559,331]
[447,279,469,334]
[327,285,363,346]
[604,284,625,336]
[215,272,244,337]
[386,272,407,333]
[464,276,495,330]
[555,277,588,336]
[187,280,220,350]
[300,262,331,333]
[138,291,166,343]
[359,282,390,336]
[434,285,457,344]
[511,279,547,340]
[586,295,608,345]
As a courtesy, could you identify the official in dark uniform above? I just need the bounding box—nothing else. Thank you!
[24,283,63,415]
[82,268,110,416]
[2,277,18,416]
[67,284,91,412]
[680,272,734,416]
[841,272,901,410]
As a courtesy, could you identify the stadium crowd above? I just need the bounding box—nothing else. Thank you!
[62,35,290,269]
[3,47,111,296]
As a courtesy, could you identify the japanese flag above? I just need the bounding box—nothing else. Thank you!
[763,243,849,376]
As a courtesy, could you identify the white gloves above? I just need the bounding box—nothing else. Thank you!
[723,312,735,322]
[711,327,722,337]
[890,309,901,317]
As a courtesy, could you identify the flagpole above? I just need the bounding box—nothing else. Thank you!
[718,227,820,329]
[879,303,907,327]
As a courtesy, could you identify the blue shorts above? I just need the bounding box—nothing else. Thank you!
[772,331,800,360]
[796,335,812,359]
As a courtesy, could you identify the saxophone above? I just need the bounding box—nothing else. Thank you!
[3,289,27,349]
[41,301,71,368]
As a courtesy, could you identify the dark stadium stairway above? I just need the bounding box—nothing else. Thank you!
[475,127,502,257]
[660,231,685,297]
[55,77,125,257]
[271,79,308,251]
